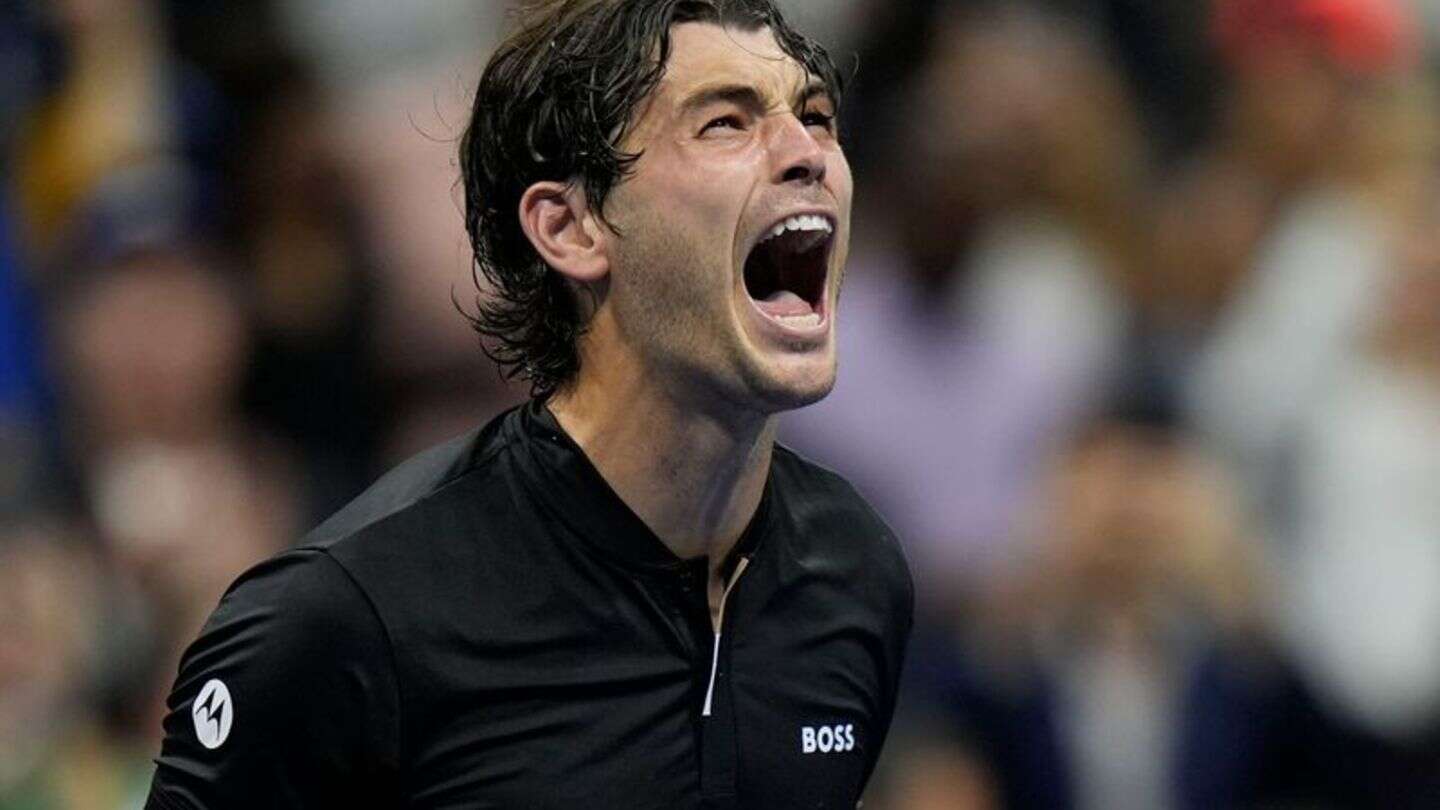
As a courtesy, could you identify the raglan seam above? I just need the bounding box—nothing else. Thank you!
[305,422,517,551]
[311,549,408,799]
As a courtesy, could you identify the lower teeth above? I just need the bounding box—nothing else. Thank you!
[775,313,821,328]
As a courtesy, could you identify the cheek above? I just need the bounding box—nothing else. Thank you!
[828,153,855,266]
[828,151,855,205]
[607,207,725,328]
[625,149,754,249]
[626,167,754,289]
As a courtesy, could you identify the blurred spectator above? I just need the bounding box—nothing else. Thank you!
[0,519,151,809]
[12,0,225,267]
[1153,13,1440,796]
[1278,188,1440,800]
[233,67,387,518]
[41,245,296,733]
[887,412,1339,810]
[289,0,501,381]
[273,0,526,463]
[1161,0,1433,506]
[784,5,1141,596]
[48,244,297,615]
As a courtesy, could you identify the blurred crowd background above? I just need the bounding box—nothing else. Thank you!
[3,0,1440,807]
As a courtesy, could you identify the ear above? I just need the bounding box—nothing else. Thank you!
[518,181,610,284]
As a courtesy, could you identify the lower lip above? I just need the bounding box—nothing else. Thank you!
[745,290,829,341]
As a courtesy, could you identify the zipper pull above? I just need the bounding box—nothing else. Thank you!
[702,556,751,717]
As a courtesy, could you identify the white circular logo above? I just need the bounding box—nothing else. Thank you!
[192,678,233,749]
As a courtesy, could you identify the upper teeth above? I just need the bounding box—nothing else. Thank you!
[761,214,833,242]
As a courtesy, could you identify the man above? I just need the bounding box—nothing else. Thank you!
[145,1,913,807]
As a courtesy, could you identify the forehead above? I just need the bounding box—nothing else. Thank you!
[656,22,812,109]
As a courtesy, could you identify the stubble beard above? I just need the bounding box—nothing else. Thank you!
[606,211,836,418]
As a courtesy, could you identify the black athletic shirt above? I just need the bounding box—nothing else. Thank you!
[145,401,914,809]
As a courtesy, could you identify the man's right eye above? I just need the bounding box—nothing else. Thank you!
[701,115,743,134]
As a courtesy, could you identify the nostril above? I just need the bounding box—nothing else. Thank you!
[782,163,825,184]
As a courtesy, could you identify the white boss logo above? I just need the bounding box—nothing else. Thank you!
[192,678,233,749]
[801,723,856,753]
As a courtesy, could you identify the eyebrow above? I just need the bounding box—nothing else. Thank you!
[676,79,832,118]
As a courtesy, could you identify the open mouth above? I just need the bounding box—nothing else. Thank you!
[743,214,834,330]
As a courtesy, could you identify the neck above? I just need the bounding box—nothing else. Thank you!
[547,359,775,572]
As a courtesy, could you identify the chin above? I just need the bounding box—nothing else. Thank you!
[738,354,838,414]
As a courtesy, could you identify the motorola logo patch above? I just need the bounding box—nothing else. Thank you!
[192,678,234,749]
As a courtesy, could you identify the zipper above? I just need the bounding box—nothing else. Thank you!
[701,556,750,717]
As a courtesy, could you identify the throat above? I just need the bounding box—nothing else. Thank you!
[547,384,776,562]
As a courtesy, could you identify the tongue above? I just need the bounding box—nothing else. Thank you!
[756,290,814,318]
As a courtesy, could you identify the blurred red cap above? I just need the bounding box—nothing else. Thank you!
[1213,0,1420,76]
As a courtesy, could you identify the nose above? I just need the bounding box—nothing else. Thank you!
[768,114,827,186]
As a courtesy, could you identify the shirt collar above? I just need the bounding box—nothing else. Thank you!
[507,399,772,577]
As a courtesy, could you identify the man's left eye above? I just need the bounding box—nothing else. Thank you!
[802,111,836,131]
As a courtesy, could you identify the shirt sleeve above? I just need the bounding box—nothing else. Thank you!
[145,548,401,809]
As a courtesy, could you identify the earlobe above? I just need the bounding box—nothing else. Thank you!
[519,182,610,284]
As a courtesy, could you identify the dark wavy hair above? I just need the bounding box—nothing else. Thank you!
[459,0,844,398]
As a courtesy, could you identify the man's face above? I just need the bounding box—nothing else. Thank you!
[598,22,852,416]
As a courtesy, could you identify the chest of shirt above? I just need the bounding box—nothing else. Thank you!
[381,551,887,809]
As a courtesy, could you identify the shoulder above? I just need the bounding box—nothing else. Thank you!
[264,406,535,636]
[160,548,400,758]
[770,443,914,614]
[770,441,899,543]
[151,549,403,804]
[194,547,390,677]
[303,406,518,549]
